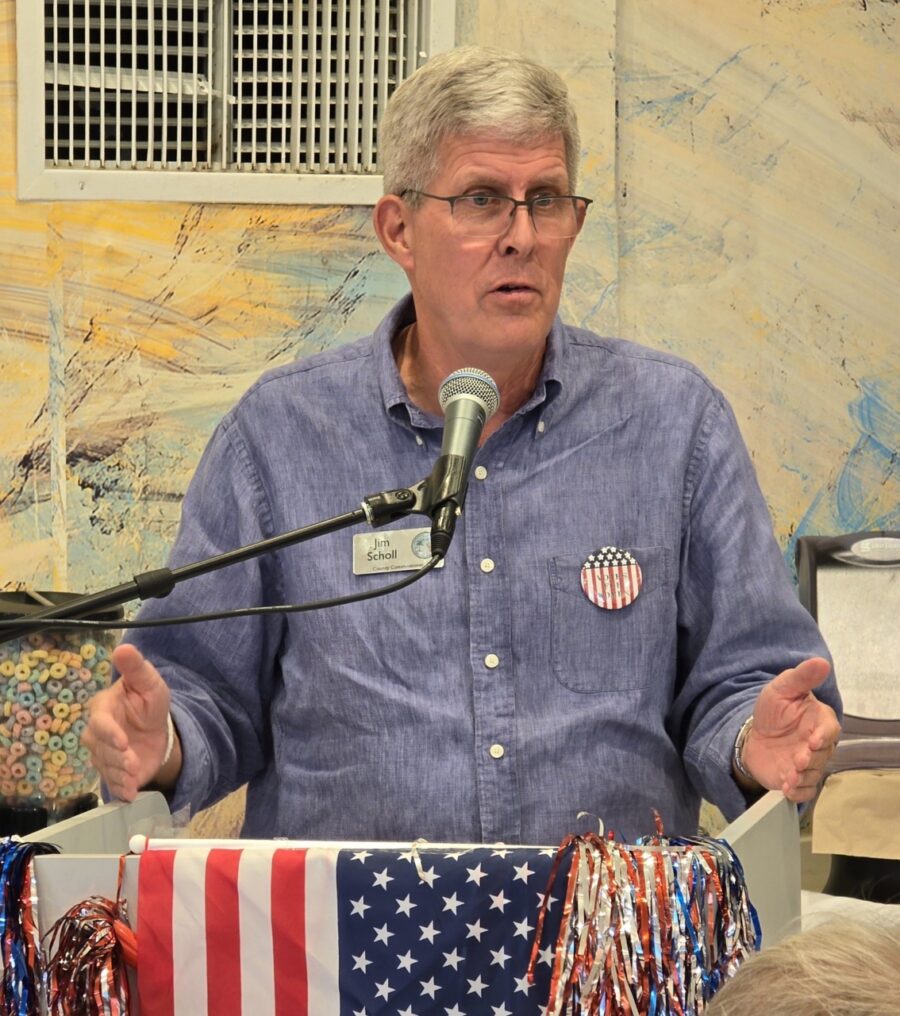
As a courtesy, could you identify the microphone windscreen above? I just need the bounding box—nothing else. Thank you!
[438,368,501,419]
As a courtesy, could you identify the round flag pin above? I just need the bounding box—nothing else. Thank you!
[580,547,643,610]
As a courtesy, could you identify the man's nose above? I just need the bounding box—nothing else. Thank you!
[497,202,537,254]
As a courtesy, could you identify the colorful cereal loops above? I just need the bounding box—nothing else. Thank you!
[1,630,114,818]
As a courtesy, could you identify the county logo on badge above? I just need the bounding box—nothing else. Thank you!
[580,546,643,610]
[411,531,433,559]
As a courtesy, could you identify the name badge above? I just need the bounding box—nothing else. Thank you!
[352,527,446,575]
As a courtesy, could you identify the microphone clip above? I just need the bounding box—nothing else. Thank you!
[359,465,465,561]
[360,485,427,527]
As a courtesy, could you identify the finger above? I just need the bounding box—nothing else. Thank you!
[793,764,827,790]
[84,709,130,753]
[789,743,834,775]
[771,657,832,700]
[83,705,137,767]
[111,643,164,698]
[808,708,841,751]
[103,774,139,803]
[780,766,816,794]
[803,744,835,770]
[85,730,138,771]
[782,746,831,787]
[781,756,833,800]
[88,750,137,783]
[784,750,829,797]
[784,783,820,804]
[780,765,799,793]
[88,741,148,802]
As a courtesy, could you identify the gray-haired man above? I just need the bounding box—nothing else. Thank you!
[86,47,840,843]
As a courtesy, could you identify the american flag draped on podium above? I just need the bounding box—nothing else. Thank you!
[137,844,567,1016]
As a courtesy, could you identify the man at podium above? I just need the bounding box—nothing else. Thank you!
[84,47,841,844]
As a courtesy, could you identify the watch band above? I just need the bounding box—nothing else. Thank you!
[733,715,756,782]
[161,712,176,768]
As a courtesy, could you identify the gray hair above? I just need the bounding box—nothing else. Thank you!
[706,920,900,1016]
[379,46,581,198]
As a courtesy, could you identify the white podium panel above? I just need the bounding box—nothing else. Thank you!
[22,791,170,855]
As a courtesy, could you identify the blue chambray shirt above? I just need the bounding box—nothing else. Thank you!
[126,295,839,843]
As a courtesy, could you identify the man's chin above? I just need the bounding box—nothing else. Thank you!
[483,307,555,342]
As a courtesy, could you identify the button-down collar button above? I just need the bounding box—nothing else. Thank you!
[489,743,505,759]
[474,465,488,480]
[415,434,424,446]
[536,420,546,434]
[480,558,495,574]
[484,653,500,669]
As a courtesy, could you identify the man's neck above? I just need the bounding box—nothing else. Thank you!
[393,323,546,443]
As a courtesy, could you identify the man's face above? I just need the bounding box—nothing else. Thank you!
[390,133,578,370]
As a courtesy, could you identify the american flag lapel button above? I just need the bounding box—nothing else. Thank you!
[580,546,643,609]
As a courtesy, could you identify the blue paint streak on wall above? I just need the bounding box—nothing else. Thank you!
[617,47,750,126]
[580,279,619,325]
[787,378,900,575]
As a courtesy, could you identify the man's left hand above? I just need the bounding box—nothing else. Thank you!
[740,657,841,803]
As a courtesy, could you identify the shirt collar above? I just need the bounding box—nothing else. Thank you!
[373,294,568,429]
[373,295,439,430]
[514,314,566,420]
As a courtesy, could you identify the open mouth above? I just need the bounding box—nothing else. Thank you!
[494,284,534,293]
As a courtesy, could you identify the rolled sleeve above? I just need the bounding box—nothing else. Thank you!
[670,397,840,816]
[125,411,285,816]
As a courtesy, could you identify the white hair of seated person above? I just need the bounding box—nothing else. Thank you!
[707,920,900,1016]
[379,46,581,198]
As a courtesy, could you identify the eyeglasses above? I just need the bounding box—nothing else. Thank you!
[402,190,592,239]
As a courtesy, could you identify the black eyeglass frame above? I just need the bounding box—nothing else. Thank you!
[401,190,593,238]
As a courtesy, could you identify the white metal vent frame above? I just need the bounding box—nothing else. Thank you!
[15,0,456,205]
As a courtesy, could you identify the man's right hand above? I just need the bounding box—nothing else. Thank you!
[83,643,181,800]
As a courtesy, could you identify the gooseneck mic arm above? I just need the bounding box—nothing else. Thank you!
[0,487,425,643]
[0,367,500,643]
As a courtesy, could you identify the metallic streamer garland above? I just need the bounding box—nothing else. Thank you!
[0,837,60,1016]
[44,895,134,1016]
[529,827,762,1016]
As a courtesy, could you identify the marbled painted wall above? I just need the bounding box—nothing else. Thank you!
[613,0,899,560]
[1,0,897,598]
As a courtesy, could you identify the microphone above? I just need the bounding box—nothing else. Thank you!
[426,368,500,558]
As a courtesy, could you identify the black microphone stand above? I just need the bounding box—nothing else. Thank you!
[0,480,436,644]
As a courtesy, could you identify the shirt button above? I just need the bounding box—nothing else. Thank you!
[484,653,500,669]
[537,420,546,434]
[474,466,488,480]
[489,743,505,759]
[480,558,495,574]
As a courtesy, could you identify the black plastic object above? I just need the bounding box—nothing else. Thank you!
[823,854,900,905]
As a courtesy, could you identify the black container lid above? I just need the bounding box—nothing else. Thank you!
[0,793,99,837]
[0,590,124,626]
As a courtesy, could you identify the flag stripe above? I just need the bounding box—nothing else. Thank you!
[205,849,243,1011]
[240,849,277,1014]
[303,848,340,1015]
[270,849,310,1014]
[602,567,614,608]
[138,849,176,1016]
[173,849,210,1013]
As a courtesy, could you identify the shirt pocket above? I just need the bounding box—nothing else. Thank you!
[548,546,675,694]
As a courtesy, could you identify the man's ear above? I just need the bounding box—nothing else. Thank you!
[373,194,415,272]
